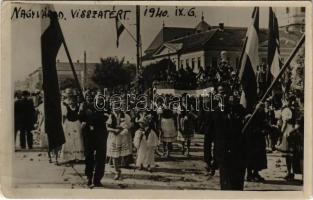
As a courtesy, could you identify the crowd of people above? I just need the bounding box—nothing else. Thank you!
[14,50,304,190]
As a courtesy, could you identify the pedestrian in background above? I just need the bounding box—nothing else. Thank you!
[19,90,36,149]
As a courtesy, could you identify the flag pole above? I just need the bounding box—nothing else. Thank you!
[242,34,305,133]
[55,20,85,102]
[136,5,141,72]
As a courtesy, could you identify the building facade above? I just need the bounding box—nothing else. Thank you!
[142,9,304,73]
[26,60,98,92]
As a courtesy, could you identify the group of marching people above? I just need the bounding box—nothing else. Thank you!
[34,88,201,187]
[16,50,304,190]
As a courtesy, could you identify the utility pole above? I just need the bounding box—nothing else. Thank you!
[136,5,141,72]
[83,51,87,91]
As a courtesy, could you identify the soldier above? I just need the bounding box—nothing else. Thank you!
[80,90,108,187]
[207,84,246,190]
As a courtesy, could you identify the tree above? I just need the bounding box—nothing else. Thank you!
[92,57,136,90]
[141,58,175,90]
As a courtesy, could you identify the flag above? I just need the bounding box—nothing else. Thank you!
[239,7,259,112]
[267,7,282,81]
[115,17,125,47]
[267,7,284,106]
[41,9,65,150]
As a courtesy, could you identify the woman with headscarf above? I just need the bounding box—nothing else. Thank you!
[61,88,84,164]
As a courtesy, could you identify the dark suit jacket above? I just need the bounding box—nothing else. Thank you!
[208,104,246,166]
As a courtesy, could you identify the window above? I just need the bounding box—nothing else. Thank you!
[286,7,289,14]
[197,57,201,68]
[300,7,305,13]
[180,60,184,68]
[186,59,189,67]
[212,57,217,68]
[191,58,195,69]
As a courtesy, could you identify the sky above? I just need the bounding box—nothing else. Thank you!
[10,3,287,81]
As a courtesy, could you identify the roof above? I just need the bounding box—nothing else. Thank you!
[204,27,267,50]
[144,27,194,56]
[167,29,218,53]
[143,25,302,61]
[195,20,211,33]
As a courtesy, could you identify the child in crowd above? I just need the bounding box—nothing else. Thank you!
[134,116,159,172]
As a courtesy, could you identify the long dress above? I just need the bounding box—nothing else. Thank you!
[276,107,294,154]
[134,128,159,167]
[61,105,84,161]
[160,109,177,143]
[121,113,134,165]
[106,113,132,159]
[37,103,48,148]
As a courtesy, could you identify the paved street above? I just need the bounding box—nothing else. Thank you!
[12,134,302,190]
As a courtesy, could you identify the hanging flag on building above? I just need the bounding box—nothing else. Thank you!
[238,7,259,112]
[267,7,282,81]
[41,8,65,150]
[115,17,125,47]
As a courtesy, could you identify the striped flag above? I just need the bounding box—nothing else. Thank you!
[41,7,65,150]
[267,7,284,106]
[115,17,125,47]
[239,7,259,112]
[267,7,282,80]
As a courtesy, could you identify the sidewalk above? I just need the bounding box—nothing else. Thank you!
[12,134,303,190]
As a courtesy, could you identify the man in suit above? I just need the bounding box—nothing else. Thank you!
[80,90,108,187]
[19,90,36,149]
[14,91,23,144]
[208,84,247,190]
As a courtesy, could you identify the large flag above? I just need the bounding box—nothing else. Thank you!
[239,7,259,112]
[267,7,284,106]
[41,8,65,150]
[267,7,282,81]
[115,17,125,47]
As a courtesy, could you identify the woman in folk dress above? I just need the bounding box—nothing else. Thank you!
[276,99,302,181]
[61,89,84,163]
[106,110,131,180]
[160,106,177,158]
[134,116,159,172]
[179,110,196,157]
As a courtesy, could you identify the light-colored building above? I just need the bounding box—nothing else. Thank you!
[276,7,305,32]
[142,10,304,73]
[26,60,98,92]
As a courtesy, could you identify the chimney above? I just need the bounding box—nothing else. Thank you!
[219,23,224,31]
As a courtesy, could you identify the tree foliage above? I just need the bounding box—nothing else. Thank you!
[92,57,136,89]
[141,58,176,89]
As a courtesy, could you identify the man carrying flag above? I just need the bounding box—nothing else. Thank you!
[239,7,268,183]
[115,17,125,48]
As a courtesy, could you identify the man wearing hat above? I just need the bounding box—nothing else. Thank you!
[19,90,36,149]
[207,84,247,190]
[80,89,108,187]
